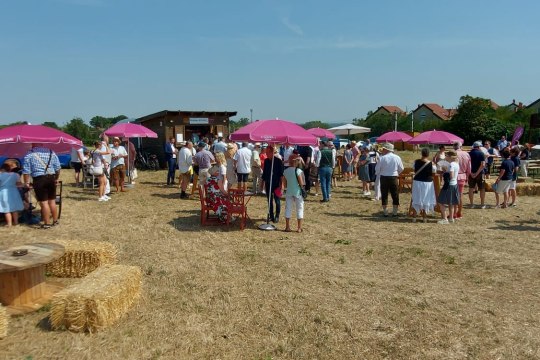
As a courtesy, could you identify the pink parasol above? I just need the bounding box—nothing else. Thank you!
[104,122,157,138]
[307,127,336,140]
[408,130,463,145]
[377,131,412,143]
[0,124,83,157]
[230,119,317,145]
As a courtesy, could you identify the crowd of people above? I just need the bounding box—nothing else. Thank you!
[0,133,533,230]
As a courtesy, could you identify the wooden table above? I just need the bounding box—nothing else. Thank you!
[0,243,65,315]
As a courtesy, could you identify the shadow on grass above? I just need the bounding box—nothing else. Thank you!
[151,192,183,199]
[325,211,414,223]
[37,315,53,332]
[488,220,540,232]
[168,216,250,232]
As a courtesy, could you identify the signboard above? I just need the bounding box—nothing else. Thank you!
[176,134,183,143]
[189,118,209,125]
[511,126,524,145]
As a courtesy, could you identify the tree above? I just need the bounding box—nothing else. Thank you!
[89,115,128,131]
[229,117,250,132]
[63,117,93,144]
[42,121,60,129]
[301,120,330,129]
[446,95,508,145]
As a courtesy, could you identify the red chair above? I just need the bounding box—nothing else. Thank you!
[227,189,248,230]
[198,185,220,226]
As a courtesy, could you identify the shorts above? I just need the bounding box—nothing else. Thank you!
[509,180,517,190]
[468,174,485,190]
[71,162,82,173]
[237,173,249,183]
[33,174,57,202]
[495,180,512,194]
[457,179,466,195]
[198,168,209,186]
[112,164,126,180]
[179,170,190,183]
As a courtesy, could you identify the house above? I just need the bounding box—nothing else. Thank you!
[135,110,237,162]
[368,105,407,118]
[412,103,456,122]
[505,99,524,112]
[526,98,540,114]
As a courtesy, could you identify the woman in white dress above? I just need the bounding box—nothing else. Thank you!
[411,148,437,223]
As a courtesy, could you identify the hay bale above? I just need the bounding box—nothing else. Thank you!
[46,240,117,278]
[50,265,142,333]
[516,183,540,196]
[0,304,7,339]
[484,179,496,192]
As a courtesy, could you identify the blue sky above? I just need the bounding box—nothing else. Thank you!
[1,0,539,125]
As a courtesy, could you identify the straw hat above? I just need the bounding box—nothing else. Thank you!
[381,143,394,152]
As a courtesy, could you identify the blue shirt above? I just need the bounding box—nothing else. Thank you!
[469,148,485,173]
[22,147,61,177]
[510,156,521,181]
[499,159,514,181]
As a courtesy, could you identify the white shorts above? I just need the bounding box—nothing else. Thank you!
[509,180,517,190]
[285,195,304,219]
[496,180,512,194]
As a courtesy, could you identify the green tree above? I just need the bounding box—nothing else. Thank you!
[229,117,250,132]
[301,120,330,129]
[446,95,508,144]
[89,115,128,131]
[42,121,60,129]
[63,117,93,144]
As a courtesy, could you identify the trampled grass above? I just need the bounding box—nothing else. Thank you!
[1,165,540,359]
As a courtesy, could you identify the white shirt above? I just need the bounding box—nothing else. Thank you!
[110,145,127,168]
[375,152,404,176]
[234,147,252,174]
[449,162,459,185]
[178,147,193,173]
[70,147,84,163]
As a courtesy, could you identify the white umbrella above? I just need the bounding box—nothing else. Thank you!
[328,124,371,138]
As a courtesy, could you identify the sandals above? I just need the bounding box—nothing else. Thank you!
[40,224,52,229]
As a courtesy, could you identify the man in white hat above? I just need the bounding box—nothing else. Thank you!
[375,143,404,217]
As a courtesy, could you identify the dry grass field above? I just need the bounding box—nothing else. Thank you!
[1,153,540,359]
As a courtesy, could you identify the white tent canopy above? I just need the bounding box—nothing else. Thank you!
[328,124,371,136]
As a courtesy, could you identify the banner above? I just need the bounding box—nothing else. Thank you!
[511,126,524,145]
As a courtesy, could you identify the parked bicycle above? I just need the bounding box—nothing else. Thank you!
[135,150,160,171]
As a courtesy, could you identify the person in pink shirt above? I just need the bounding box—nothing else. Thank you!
[452,141,471,219]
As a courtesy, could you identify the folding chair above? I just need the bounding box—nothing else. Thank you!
[198,185,220,226]
[82,164,96,189]
[56,181,63,219]
[227,188,248,230]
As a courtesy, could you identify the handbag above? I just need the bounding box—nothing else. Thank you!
[89,165,103,176]
[293,168,308,199]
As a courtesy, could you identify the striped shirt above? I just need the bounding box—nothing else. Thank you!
[22,147,61,177]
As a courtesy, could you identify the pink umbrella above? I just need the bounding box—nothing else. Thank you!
[307,127,336,140]
[104,122,157,138]
[231,119,317,145]
[377,131,412,143]
[231,119,317,231]
[0,124,83,157]
[408,130,463,145]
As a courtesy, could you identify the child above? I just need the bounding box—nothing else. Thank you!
[436,150,460,224]
[0,161,24,226]
[494,149,513,208]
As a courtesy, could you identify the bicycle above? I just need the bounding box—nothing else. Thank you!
[135,150,160,171]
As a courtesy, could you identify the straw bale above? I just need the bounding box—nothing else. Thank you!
[50,265,142,333]
[516,183,540,196]
[46,240,117,278]
[0,304,7,339]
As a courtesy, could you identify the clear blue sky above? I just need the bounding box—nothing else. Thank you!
[1,0,539,126]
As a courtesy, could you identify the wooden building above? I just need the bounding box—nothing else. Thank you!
[135,110,237,163]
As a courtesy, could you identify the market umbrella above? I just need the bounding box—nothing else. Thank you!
[0,124,83,158]
[328,124,371,139]
[307,127,336,140]
[103,121,158,184]
[231,119,317,230]
[408,130,463,145]
[377,131,413,143]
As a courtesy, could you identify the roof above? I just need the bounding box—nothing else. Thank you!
[527,98,540,109]
[368,105,406,118]
[414,103,455,120]
[489,100,499,110]
[136,110,238,123]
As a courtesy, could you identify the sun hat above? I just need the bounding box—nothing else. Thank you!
[381,143,394,152]
[473,141,482,148]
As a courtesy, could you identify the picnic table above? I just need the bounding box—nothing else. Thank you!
[0,243,65,315]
